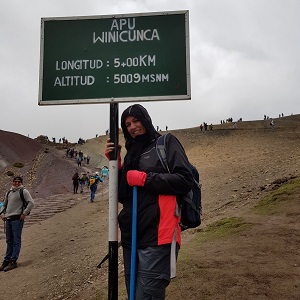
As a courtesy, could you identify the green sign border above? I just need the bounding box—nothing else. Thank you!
[38,10,191,105]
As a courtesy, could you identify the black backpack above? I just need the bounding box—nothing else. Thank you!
[156,134,202,230]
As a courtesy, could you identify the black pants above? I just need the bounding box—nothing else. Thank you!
[123,244,177,300]
[73,183,78,194]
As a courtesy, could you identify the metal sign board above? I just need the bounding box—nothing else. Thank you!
[38,10,190,105]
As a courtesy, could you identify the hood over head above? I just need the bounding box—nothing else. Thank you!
[121,104,159,146]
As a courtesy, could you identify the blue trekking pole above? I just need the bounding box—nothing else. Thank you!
[129,186,138,300]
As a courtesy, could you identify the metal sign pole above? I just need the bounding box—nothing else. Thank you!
[108,102,119,300]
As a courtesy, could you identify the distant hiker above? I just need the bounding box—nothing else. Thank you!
[86,155,90,164]
[69,148,74,158]
[79,173,86,193]
[270,119,275,129]
[77,151,83,166]
[72,172,79,194]
[89,172,103,202]
[166,125,168,131]
[200,124,203,131]
[77,157,82,167]
[209,124,213,131]
[0,176,34,272]
[101,166,109,183]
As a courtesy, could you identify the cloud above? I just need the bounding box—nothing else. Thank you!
[0,0,299,142]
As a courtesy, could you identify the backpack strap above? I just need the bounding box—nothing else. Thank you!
[6,190,12,199]
[19,188,27,209]
[2,188,27,211]
[156,135,170,173]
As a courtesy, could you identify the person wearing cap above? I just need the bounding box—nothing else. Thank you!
[105,104,193,299]
[0,176,34,272]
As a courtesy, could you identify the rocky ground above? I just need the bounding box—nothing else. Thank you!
[0,114,299,299]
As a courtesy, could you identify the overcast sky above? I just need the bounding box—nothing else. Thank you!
[1,0,299,142]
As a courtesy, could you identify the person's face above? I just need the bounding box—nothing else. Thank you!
[125,115,146,138]
[13,179,22,187]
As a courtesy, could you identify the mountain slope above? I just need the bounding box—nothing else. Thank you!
[0,114,299,299]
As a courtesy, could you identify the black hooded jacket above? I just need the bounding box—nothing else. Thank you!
[118,104,193,249]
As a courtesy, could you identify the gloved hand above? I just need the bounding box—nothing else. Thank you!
[127,170,146,187]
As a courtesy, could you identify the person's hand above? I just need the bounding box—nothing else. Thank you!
[104,139,122,160]
[104,138,114,159]
[1,215,5,221]
[127,170,146,186]
[20,214,26,221]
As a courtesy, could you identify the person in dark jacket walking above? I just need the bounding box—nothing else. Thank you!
[0,176,34,272]
[72,171,79,194]
[105,104,193,299]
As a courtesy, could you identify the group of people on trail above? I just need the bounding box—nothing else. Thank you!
[200,122,210,131]
[67,148,90,165]
[0,176,35,272]
[72,170,106,202]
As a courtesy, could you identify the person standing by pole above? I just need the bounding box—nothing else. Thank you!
[0,176,34,272]
[105,104,193,299]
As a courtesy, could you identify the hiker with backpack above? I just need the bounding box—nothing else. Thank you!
[0,176,34,272]
[89,172,103,202]
[79,173,86,193]
[105,104,194,299]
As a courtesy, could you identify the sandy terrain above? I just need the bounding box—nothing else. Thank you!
[0,114,299,299]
